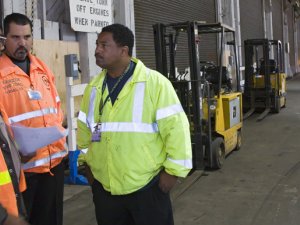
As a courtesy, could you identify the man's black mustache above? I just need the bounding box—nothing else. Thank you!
[95,53,103,58]
[16,47,28,52]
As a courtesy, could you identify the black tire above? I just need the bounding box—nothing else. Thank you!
[234,131,242,151]
[274,97,280,113]
[282,97,286,108]
[212,137,225,169]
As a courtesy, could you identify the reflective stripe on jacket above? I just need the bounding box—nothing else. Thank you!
[77,58,192,195]
[0,53,67,173]
[0,102,26,217]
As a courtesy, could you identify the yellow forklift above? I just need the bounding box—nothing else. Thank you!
[153,22,243,170]
[243,39,286,121]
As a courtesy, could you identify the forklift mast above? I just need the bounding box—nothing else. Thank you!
[243,39,285,121]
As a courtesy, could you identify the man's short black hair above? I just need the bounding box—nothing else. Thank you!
[101,24,134,57]
[4,13,33,36]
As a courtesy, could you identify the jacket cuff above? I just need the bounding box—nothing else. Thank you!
[163,159,191,178]
[77,153,86,165]
[0,203,8,225]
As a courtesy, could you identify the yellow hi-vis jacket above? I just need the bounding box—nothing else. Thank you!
[77,58,192,195]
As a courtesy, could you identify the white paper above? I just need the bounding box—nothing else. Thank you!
[10,125,68,154]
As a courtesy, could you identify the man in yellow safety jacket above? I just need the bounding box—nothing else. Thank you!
[77,23,192,225]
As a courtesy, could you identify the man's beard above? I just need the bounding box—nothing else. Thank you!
[14,46,28,59]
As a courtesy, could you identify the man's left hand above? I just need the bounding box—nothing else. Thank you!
[158,170,178,193]
[20,152,36,164]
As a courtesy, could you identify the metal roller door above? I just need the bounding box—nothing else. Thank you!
[273,1,284,42]
[288,10,295,74]
[134,0,217,72]
[272,0,284,70]
[240,0,264,64]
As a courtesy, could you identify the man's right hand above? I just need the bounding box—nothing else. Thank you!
[4,214,29,225]
[84,163,94,186]
[20,152,36,164]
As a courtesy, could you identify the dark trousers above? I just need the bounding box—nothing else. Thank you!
[22,160,65,225]
[92,179,174,225]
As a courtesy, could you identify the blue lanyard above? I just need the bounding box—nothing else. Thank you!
[99,61,132,116]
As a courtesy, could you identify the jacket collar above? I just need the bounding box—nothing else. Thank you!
[89,58,149,88]
[0,53,45,77]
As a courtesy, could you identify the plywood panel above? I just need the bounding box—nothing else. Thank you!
[32,39,82,126]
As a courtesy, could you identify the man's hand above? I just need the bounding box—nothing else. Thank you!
[4,214,29,225]
[20,152,36,164]
[84,163,94,186]
[158,170,178,193]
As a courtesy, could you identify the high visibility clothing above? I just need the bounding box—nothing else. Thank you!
[0,102,26,216]
[0,53,67,173]
[77,58,192,195]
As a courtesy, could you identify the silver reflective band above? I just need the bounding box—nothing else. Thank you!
[9,107,58,124]
[132,82,145,123]
[167,157,193,169]
[80,148,88,154]
[156,103,184,121]
[101,122,159,133]
[87,87,97,132]
[78,110,87,124]
[22,149,68,170]
[56,96,60,102]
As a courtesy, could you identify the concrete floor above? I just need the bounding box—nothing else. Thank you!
[63,76,300,225]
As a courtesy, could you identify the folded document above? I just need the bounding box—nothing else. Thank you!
[10,125,68,154]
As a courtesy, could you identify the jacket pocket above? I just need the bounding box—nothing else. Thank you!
[141,144,156,171]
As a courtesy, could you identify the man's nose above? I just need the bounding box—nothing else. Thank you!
[18,38,26,46]
[95,45,103,53]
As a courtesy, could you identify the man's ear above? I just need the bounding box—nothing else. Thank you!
[121,46,129,57]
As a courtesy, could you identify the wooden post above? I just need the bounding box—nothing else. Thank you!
[77,32,102,84]
[113,0,136,57]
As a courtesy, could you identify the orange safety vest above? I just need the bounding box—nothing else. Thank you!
[0,53,67,173]
[0,102,26,216]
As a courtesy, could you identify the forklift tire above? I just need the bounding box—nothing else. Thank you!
[212,137,225,169]
[282,97,286,108]
[234,131,242,151]
[274,97,280,113]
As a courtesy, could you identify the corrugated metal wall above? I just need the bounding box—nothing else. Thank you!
[273,0,284,71]
[273,0,284,42]
[134,0,217,72]
[240,0,264,63]
[288,10,295,73]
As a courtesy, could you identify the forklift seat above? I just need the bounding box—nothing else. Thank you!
[259,59,277,74]
[205,66,232,94]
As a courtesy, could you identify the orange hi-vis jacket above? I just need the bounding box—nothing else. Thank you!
[0,53,67,173]
[0,102,26,216]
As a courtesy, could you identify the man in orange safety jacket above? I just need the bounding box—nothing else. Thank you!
[0,13,67,225]
[0,32,28,225]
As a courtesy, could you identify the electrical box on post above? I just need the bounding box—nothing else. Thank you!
[64,54,79,80]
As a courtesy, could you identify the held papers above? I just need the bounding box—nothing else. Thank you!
[10,124,68,154]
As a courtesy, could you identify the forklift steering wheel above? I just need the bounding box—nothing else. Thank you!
[200,61,216,68]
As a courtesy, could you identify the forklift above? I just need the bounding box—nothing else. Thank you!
[243,39,286,121]
[153,22,243,170]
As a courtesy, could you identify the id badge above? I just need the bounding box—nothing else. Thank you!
[91,124,101,142]
[27,89,42,100]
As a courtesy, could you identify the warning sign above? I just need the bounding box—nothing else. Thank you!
[69,0,112,33]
